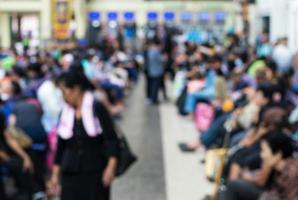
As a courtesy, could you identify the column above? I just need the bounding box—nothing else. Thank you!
[74,0,87,39]
[0,13,11,48]
[40,0,51,46]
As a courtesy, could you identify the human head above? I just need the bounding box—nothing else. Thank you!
[261,131,293,168]
[0,78,22,101]
[262,107,287,130]
[208,55,222,70]
[57,69,95,107]
[254,83,274,106]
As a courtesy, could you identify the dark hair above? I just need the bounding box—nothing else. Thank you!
[11,81,22,96]
[208,55,223,63]
[257,83,274,101]
[261,131,294,159]
[57,69,95,91]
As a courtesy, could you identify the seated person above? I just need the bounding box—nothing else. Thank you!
[226,131,297,200]
[228,107,287,180]
[0,111,36,200]
[179,83,272,152]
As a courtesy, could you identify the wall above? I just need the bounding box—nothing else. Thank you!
[254,0,288,43]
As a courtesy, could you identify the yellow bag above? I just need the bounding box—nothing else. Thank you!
[205,148,228,181]
[7,127,32,149]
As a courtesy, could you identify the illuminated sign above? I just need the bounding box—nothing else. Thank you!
[198,12,210,22]
[215,11,226,22]
[164,12,175,21]
[107,12,118,21]
[147,12,158,21]
[88,11,100,21]
[181,11,192,22]
[124,12,135,21]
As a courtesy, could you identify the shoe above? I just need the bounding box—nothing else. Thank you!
[178,143,196,152]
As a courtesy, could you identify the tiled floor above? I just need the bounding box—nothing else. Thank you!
[112,78,213,200]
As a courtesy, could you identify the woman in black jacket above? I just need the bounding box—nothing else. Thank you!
[48,70,119,200]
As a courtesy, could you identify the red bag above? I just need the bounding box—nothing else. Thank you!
[194,103,214,133]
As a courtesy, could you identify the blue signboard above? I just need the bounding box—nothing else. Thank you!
[124,12,135,21]
[164,12,175,21]
[88,11,100,21]
[198,12,210,22]
[215,11,226,22]
[181,11,192,22]
[108,12,118,21]
[147,12,158,21]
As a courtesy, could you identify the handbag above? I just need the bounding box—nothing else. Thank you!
[7,127,32,149]
[114,125,137,177]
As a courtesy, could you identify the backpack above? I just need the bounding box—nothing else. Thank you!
[194,103,215,133]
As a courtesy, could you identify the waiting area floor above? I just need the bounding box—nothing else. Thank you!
[112,79,213,200]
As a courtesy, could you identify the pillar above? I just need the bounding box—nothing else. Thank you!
[74,0,87,39]
[0,13,11,48]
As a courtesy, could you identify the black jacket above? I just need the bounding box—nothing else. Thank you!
[54,101,119,174]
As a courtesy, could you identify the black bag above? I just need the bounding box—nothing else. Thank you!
[114,126,137,177]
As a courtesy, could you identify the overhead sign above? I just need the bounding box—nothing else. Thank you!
[52,0,73,40]
[215,11,226,22]
[181,11,192,22]
[164,12,175,21]
[108,12,118,21]
[124,12,135,21]
[88,11,100,21]
[147,12,158,21]
[198,11,210,22]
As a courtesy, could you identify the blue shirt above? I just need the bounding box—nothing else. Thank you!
[147,47,164,78]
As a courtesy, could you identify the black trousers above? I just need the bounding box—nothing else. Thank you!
[0,175,6,200]
[149,76,162,104]
[29,150,47,192]
[226,180,263,200]
[61,173,110,200]
[3,156,37,200]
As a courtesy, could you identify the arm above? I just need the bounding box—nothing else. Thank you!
[242,164,273,187]
[95,102,119,186]
[4,130,33,171]
[48,136,65,192]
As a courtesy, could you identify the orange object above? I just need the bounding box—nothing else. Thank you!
[222,99,234,112]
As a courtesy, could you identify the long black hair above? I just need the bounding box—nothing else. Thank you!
[261,131,294,159]
[57,69,95,92]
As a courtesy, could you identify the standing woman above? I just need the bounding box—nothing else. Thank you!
[48,70,119,200]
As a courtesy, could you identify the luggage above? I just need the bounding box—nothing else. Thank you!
[205,148,227,182]
[194,103,215,133]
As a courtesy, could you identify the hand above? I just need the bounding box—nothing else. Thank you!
[47,174,60,196]
[22,156,33,172]
[263,153,282,168]
[102,166,115,187]
[0,151,9,161]
[241,170,254,182]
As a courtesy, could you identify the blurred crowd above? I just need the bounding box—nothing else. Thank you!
[0,20,298,200]
[0,30,140,200]
[162,30,298,199]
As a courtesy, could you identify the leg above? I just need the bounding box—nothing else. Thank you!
[150,77,161,104]
[200,113,231,148]
[160,74,168,100]
[226,180,263,200]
